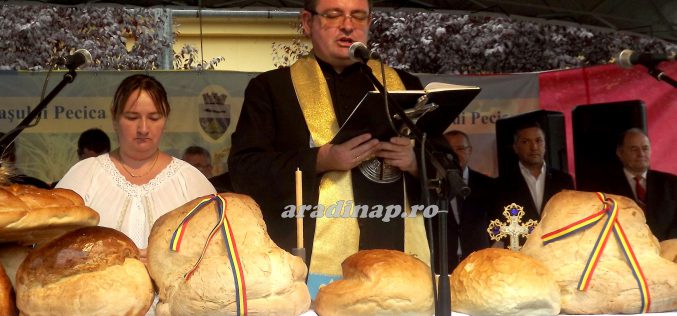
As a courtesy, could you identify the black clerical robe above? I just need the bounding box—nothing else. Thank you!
[228,58,423,257]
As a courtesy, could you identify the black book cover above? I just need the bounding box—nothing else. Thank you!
[331,83,481,144]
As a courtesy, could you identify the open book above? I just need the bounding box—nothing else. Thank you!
[331,82,481,144]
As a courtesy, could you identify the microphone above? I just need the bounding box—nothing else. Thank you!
[349,42,379,63]
[617,49,675,69]
[54,49,93,70]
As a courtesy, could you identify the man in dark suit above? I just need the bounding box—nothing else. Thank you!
[588,128,677,240]
[495,121,574,223]
[432,130,494,272]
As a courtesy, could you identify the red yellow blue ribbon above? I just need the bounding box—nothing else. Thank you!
[169,194,247,315]
[541,192,650,313]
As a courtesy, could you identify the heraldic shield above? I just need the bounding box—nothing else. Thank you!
[199,91,230,140]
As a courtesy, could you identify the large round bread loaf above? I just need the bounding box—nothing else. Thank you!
[660,239,677,263]
[522,190,677,314]
[148,193,310,316]
[315,249,433,316]
[451,248,560,316]
[15,226,154,316]
[0,184,99,245]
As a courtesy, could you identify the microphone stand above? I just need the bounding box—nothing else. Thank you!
[356,61,467,316]
[0,69,78,157]
[646,65,677,88]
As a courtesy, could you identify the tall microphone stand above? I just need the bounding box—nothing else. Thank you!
[356,61,467,316]
[646,65,677,88]
[0,69,78,156]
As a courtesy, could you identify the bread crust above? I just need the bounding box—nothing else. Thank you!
[522,190,677,314]
[0,265,16,316]
[0,184,99,245]
[660,239,677,263]
[15,226,154,316]
[315,249,434,316]
[148,193,310,316]
[450,248,560,316]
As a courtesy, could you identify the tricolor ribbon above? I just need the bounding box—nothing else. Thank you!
[169,194,247,315]
[541,192,650,313]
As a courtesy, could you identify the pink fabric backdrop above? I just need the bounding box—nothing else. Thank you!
[539,62,677,178]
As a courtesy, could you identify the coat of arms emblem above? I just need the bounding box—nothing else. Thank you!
[199,91,230,140]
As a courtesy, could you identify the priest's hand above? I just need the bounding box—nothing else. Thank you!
[316,133,379,173]
[376,136,418,176]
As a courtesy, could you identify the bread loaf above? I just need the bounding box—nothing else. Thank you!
[522,190,677,313]
[0,184,99,245]
[15,226,154,316]
[315,249,434,316]
[148,193,310,316]
[450,248,560,316]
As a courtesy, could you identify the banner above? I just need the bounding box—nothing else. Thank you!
[3,64,673,185]
[0,71,256,183]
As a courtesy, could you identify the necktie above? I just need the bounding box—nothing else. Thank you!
[634,176,646,204]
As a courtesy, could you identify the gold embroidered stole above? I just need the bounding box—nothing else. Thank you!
[290,55,430,287]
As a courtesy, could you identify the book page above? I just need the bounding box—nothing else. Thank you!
[424,81,480,92]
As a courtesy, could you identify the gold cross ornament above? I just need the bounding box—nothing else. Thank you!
[487,203,538,251]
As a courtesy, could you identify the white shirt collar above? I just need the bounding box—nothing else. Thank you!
[518,161,546,213]
[623,168,647,181]
[462,166,469,185]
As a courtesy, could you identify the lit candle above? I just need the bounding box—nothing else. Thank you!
[295,168,303,249]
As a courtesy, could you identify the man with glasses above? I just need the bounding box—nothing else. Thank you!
[229,0,427,294]
[430,130,494,272]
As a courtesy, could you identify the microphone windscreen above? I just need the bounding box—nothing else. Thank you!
[349,42,369,62]
[617,49,635,69]
[74,49,93,68]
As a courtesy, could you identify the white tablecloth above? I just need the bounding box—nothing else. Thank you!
[301,311,677,315]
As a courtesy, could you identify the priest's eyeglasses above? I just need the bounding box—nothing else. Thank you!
[308,9,371,27]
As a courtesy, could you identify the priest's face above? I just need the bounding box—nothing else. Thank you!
[617,130,651,174]
[301,0,371,72]
[513,126,546,169]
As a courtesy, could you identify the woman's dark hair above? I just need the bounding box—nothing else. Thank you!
[111,74,170,121]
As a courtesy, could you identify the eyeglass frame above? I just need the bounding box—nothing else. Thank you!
[306,8,371,26]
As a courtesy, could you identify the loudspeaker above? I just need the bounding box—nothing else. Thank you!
[495,110,567,178]
[573,100,647,191]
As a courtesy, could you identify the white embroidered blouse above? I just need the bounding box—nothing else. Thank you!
[56,153,217,248]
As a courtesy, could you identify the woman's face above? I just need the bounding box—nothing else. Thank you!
[114,89,166,156]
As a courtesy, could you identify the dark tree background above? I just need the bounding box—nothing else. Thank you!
[370,11,677,74]
[1,6,674,73]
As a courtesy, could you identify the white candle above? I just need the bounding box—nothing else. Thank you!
[295,168,303,249]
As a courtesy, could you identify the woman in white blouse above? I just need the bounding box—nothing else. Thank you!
[57,74,216,250]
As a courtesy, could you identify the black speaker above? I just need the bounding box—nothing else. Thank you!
[495,110,567,178]
[573,100,647,191]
